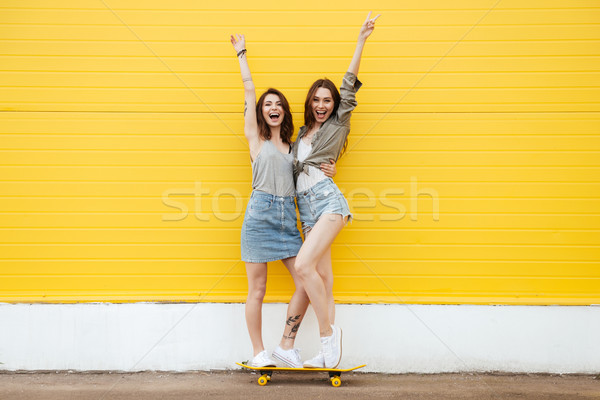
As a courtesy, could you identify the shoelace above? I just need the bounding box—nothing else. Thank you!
[289,348,301,365]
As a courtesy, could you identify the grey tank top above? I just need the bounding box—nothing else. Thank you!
[251,140,296,197]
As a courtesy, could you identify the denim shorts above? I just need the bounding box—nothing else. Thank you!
[241,190,303,263]
[296,178,352,235]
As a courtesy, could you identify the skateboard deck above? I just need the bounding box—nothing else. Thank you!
[236,361,366,387]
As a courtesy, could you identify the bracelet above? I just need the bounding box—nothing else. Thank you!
[237,49,247,57]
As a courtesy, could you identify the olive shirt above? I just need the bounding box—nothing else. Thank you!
[292,72,362,183]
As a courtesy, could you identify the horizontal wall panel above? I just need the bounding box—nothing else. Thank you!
[1,244,598,262]
[1,229,600,247]
[0,198,599,214]
[3,9,600,26]
[2,182,599,198]
[1,150,599,167]
[3,260,598,278]
[2,112,599,135]
[3,56,597,75]
[2,41,600,58]
[1,214,599,230]
[2,25,599,42]
[1,0,598,10]
[2,166,599,183]
[0,276,596,296]
[0,275,596,305]
[3,72,600,90]
[5,135,600,152]
[3,85,599,113]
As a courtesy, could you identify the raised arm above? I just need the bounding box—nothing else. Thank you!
[230,34,259,144]
[335,13,380,125]
[347,12,380,76]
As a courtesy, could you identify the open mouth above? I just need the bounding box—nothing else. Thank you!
[269,112,280,121]
[316,111,327,118]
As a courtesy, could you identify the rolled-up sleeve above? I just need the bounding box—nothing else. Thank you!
[336,72,362,125]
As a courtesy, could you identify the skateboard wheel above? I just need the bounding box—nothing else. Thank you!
[330,376,342,387]
[258,375,269,386]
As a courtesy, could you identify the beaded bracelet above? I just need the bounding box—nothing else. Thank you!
[237,49,247,57]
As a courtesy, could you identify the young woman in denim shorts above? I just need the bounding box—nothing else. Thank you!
[292,12,381,369]
[230,34,337,368]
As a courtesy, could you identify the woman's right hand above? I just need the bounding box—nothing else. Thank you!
[358,12,381,42]
[230,34,246,54]
[321,159,337,178]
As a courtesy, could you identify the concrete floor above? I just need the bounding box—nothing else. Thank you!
[1,370,599,400]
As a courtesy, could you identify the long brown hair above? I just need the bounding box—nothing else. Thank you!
[256,88,294,145]
[304,78,348,155]
[303,78,341,132]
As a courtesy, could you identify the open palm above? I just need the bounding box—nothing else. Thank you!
[230,34,246,53]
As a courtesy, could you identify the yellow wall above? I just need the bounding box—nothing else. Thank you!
[1,1,599,304]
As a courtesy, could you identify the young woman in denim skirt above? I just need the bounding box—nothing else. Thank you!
[230,34,337,368]
[292,12,381,369]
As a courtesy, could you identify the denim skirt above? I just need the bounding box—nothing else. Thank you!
[241,190,303,263]
[296,178,352,235]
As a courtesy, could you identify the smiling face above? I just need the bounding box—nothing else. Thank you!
[311,87,334,125]
[261,93,284,128]
[303,78,340,131]
[256,88,294,144]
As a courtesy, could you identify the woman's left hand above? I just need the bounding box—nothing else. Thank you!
[230,34,246,54]
[359,11,381,41]
[320,159,337,178]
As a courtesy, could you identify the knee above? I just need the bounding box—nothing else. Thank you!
[290,272,305,292]
[294,257,311,280]
[247,284,266,302]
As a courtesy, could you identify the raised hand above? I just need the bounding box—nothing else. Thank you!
[230,34,246,53]
[358,12,381,41]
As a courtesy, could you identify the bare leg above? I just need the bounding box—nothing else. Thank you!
[305,231,335,324]
[316,246,335,324]
[278,256,310,350]
[294,214,346,337]
[245,262,268,356]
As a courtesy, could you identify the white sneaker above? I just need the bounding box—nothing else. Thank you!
[272,346,302,368]
[251,350,276,368]
[303,350,325,368]
[321,324,342,369]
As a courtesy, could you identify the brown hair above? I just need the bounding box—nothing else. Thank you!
[256,88,294,146]
[303,78,341,132]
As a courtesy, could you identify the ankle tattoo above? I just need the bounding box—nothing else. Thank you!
[283,322,301,340]
[286,314,301,326]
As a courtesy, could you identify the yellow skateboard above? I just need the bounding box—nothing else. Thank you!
[236,361,366,387]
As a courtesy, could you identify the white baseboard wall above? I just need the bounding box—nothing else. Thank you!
[0,303,598,373]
